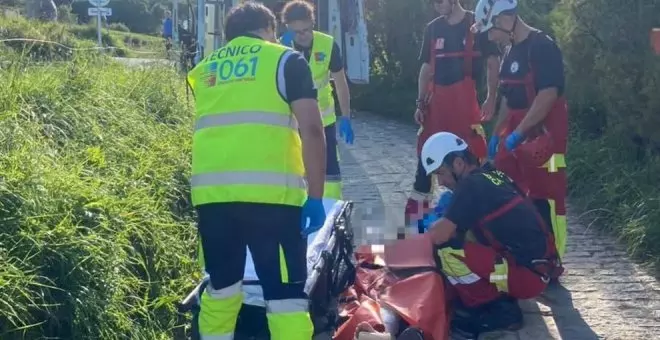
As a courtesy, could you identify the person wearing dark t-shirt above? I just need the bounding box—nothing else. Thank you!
[281,0,354,201]
[473,0,569,260]
[186,3,326,339]
[414,131,563,335]
[403,0,502,238]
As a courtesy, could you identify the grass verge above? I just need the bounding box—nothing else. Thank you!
[567,132,660,272]
[0,54,198,339]
[0,15,165,58]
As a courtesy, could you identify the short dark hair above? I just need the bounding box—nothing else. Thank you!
[443,150,479,167]
[225,1,276,41]
[281,0,315,25]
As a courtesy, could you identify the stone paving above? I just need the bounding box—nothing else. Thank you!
[338,112,660,340]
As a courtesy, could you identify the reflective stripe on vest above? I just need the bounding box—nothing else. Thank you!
[191,172,306,189]
[187,36,307,207]
[309,31,336,127]
[195,111,299,131]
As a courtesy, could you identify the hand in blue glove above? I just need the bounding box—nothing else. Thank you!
[505,131,524,151]
[338,116,354,145]
[434,190,454,217]
[420,190,455,233]
[487,135,500,160]
[301,197,326,236]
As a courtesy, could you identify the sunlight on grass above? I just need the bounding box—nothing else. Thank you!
[0,53,200,339]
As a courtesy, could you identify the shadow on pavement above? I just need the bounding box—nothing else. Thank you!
[538,283,601,340]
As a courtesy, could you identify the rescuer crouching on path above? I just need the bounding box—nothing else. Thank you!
[403,0,501,237]
[281,0,355,200]
[186,2,327,339]
[473,0,569,260]
[416,131,564,336]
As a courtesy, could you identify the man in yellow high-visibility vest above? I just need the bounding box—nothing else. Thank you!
[281,0,354,200]
[186,2,327,339]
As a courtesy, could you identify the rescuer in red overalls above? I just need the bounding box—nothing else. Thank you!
[472,0,569,261]
[415,131,563,337]
[403,0,501,237]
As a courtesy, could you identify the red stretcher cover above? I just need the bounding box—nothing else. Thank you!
[333,237,451,340]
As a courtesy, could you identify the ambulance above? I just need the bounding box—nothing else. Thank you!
[173,0,370,84]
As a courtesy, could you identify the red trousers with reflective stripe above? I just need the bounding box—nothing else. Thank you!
[494,109,567,201]
[447,242,547,308]
[417,79,486,159]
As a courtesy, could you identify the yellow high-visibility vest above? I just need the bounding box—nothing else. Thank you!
[286,31,336,127]
[187,36,307,207]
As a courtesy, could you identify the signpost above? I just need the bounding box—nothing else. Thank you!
[88,0,112,48]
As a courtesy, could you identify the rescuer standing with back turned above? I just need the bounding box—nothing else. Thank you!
[403,0,501,236]
[473,0,569,261]
[186,2,327,339]
[281,0,355,200]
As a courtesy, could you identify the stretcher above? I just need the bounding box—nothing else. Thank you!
[177,199,356,340]
[177,200,452,340]
[335,238,451,340]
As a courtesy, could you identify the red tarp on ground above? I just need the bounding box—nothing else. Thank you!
[334,237,451,340]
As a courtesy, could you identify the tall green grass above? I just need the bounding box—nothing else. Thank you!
[0,15,164,58]
[0,54,199,339]
[567,130,660,271]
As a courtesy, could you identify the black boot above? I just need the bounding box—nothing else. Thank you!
[397,327,424,340]
[450,296,523,337]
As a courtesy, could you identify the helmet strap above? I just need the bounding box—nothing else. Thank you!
[508,16,519,44]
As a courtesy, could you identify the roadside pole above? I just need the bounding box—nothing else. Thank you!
[88,0,112,49]
[97,11,102,46]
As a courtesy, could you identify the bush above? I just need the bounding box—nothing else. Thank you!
[109,22,131,32]
[0,15,94,61]
[550,0,660,266]
[0,55,198,339]
[0,15,164,59]
[57,4,78,24]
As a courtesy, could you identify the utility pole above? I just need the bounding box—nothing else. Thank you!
[173,0,179,44]
[196,0,205,64]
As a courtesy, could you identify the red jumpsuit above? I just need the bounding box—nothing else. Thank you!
[416,14,487,159]
[494,32,569,258]
[403,14,490,237]
[436,166,563,308]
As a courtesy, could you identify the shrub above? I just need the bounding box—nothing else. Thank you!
[0,15,93,61]
[109,22,131,32]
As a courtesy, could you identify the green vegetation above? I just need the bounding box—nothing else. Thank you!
[69,0,176,35]
[353,0,660,269]
[0,13,165,58]
[0,53,197,338]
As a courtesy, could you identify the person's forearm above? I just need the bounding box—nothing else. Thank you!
[486,56,500,98]
[515,88,558,135]
[492,96,509,135]
[334,74,351,117]
[417,63,433,100]
[427,218,457,244]
[301,127,327,198]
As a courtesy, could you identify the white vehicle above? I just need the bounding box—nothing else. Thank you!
[178,0,370,84]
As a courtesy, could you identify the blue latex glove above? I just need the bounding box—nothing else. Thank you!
[338,116,354,144]
[487,135,500,160]
[505,131,524,151]
[420,190,454,233]
[301,197,326,236]
[279,30,294,46]
[434,190,454,217]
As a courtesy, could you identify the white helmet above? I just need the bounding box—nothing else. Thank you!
[473,0,518,33]
[421,132,469,175]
